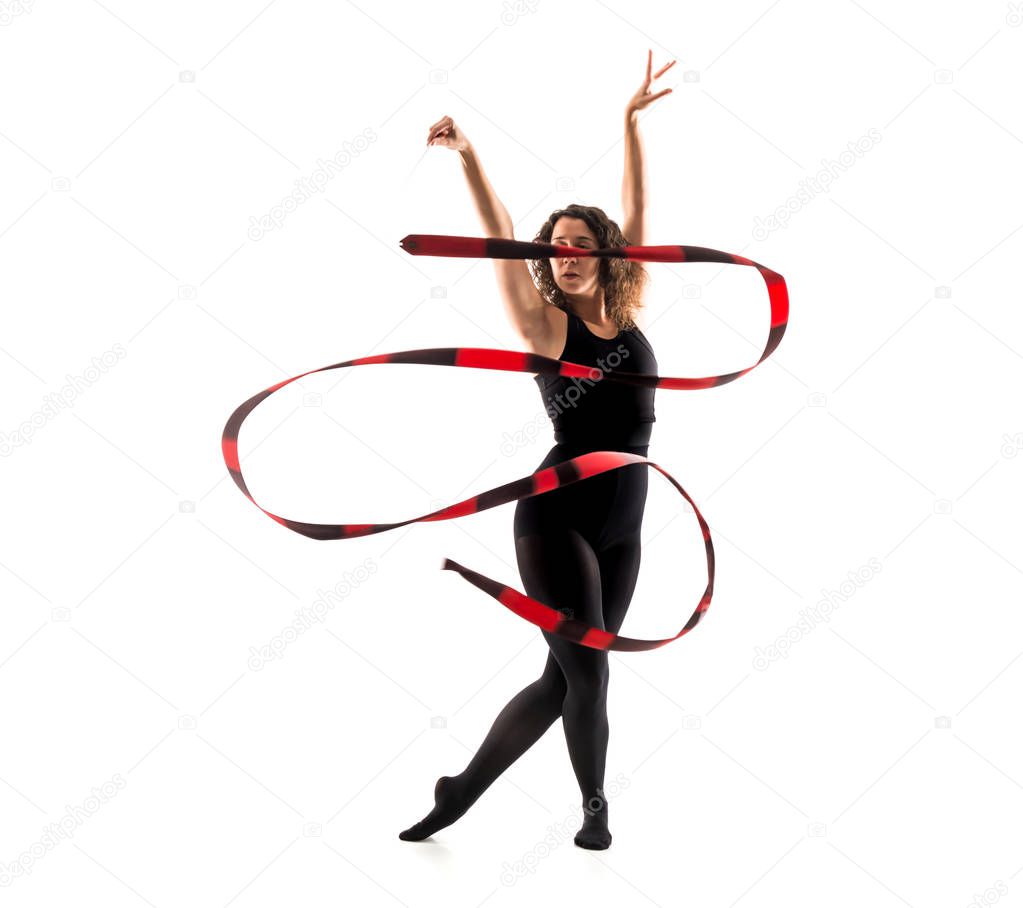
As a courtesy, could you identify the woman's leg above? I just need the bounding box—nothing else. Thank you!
[453,651,567,796]
[397,654,567,842]
[516,530,620,850]
[557,531,643,848]
[598,531,644,636]
[512,531,646,851]
[398,528,598,842]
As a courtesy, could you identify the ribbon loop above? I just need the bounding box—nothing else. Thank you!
[222,235,788,652]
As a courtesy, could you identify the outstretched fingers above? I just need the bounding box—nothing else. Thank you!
[653,58,676,79]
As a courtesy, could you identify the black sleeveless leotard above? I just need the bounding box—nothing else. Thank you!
[512,308,657,552]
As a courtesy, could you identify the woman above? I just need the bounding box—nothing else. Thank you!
[399,50,676,851]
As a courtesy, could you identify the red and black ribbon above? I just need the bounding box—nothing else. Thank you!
[221,235,788,652]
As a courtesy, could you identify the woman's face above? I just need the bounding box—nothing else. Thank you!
[549,216,600,296]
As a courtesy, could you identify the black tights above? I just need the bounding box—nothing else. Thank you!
[459,529,643,803]
[399,524,644,848]
[398,444,649,847]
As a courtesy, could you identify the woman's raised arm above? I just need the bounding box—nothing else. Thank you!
[426,116,550,346]
[428,116,513,237]
[621,50,675,246]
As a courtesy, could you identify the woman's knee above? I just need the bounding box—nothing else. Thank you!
[562,658,609,701]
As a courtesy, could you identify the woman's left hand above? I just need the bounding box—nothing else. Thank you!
[626,49,676,116]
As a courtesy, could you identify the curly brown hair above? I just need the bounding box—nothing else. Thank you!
[527,204,649,331]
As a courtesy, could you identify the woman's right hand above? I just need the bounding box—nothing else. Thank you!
[426,115,470,151]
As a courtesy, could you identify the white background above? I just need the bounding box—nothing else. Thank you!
[2,0,1022,905]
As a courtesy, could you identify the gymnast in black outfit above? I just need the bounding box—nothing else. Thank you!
[399,52,676,851]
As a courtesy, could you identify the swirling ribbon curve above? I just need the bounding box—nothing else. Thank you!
[221,235,788,652]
